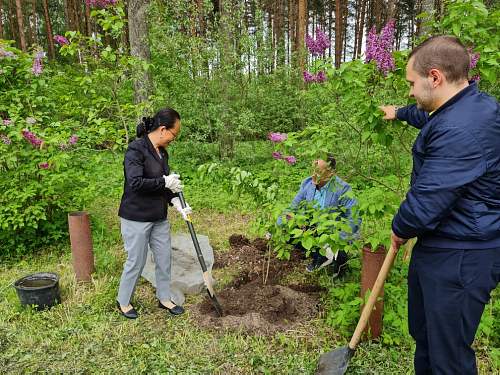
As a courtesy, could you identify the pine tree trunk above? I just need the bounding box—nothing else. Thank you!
[42,0,55,59]
[14,0,26,51]
[296,0,306,71]
[334,0,342,67]
[128,0,153,105]
[84,0,91,36]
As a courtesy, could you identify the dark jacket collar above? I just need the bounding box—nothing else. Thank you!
[430,81,477,119]
[143,135,166,164]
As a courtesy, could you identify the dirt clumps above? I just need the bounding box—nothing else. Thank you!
[192,235,325,334]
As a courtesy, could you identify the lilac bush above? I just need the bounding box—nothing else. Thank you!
[306,28,331,57]
[86,0,117,8]
[268,132,287,143]
[1,135,11,145]
[365,20,395,76]
[54,35,69,46]
[272,151,283,160]
[32,51,45,76]
[22,129,43,147]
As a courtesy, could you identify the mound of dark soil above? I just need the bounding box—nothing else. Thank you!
[193,235,325,334]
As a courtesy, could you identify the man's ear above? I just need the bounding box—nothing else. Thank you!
[428,68,443,87]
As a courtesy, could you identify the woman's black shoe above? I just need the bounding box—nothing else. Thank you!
[116,301,138,319]
[158,301,185,316]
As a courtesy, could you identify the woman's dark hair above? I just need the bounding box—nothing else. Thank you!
[136,108,181,138]
[326,153,336,170]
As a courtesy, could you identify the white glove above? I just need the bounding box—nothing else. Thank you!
[265,232,272,240]
[171,197,193,221]
[163,174,183,193]
[318,244,335,270]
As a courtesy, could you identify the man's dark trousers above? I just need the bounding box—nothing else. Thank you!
[408,243,500,375]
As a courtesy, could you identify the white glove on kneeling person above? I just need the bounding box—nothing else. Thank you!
[171,197,193,221]
[163,174,183,193]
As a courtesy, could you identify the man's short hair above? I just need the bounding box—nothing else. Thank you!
[408,35,469,83]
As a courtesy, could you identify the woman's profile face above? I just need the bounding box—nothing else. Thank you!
[159,119,181,147]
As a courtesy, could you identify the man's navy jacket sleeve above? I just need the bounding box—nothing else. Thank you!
[397,105,429,129]
[392,123,487,239]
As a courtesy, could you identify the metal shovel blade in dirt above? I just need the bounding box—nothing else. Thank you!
[178,192,224,317]
[316,244,398,375]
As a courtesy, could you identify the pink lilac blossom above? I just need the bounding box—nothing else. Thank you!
[284,156,297,165]
[3,119,12,126]
[86,0,117,8]
[306,28,331,56]
[22,129,43,147]
[32,51,45,76]
[38,162,50,169]
[1,135,11,145]
[365,20,396,76]
[471,74,481,82]
[272,151,283,160]
[268,132,287,143]
[68,134,79,145]
[54,35,69,45]
[315,71,327,83]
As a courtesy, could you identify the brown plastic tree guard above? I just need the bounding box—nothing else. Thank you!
[360,244,387,339]
[68,211,95,281]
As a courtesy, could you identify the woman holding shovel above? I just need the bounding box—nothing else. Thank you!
[116,108,192,319]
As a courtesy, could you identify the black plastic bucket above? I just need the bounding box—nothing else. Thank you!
[14,272,61,310]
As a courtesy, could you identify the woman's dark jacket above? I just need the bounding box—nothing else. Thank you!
[118,136,177,222]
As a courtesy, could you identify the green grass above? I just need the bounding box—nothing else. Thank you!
[0,143,498,374]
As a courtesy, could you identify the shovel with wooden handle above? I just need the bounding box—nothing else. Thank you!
[316,244,398,375]
[177,192,224,317]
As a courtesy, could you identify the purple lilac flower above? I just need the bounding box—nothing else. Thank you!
[471,74,481,82]
[26,117,37,125]
[315,71,327,83]
[86,0,117,8]
[467,48,480,70]
[303,70,315,83]
[303,70,327,83]
[68,134,78,145]
[54,35,69,45]
[272,151,283,160]
[1,134,11,145]
[365,20,396,76]
[3,119,12,126]
[0,48,16,59]
[268,132,287,143]
[22,129,43,147]
[284,156,297,165]
[38,162,50,169]
[32,51,45,76]
[306,28,331,56]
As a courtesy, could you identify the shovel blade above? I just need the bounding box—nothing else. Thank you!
[207,289,224,317]
[316,346,354,375]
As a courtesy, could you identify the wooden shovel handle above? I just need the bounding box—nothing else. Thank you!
[348,244,398,349]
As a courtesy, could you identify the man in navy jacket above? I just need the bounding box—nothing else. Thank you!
[380,36,499,374]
